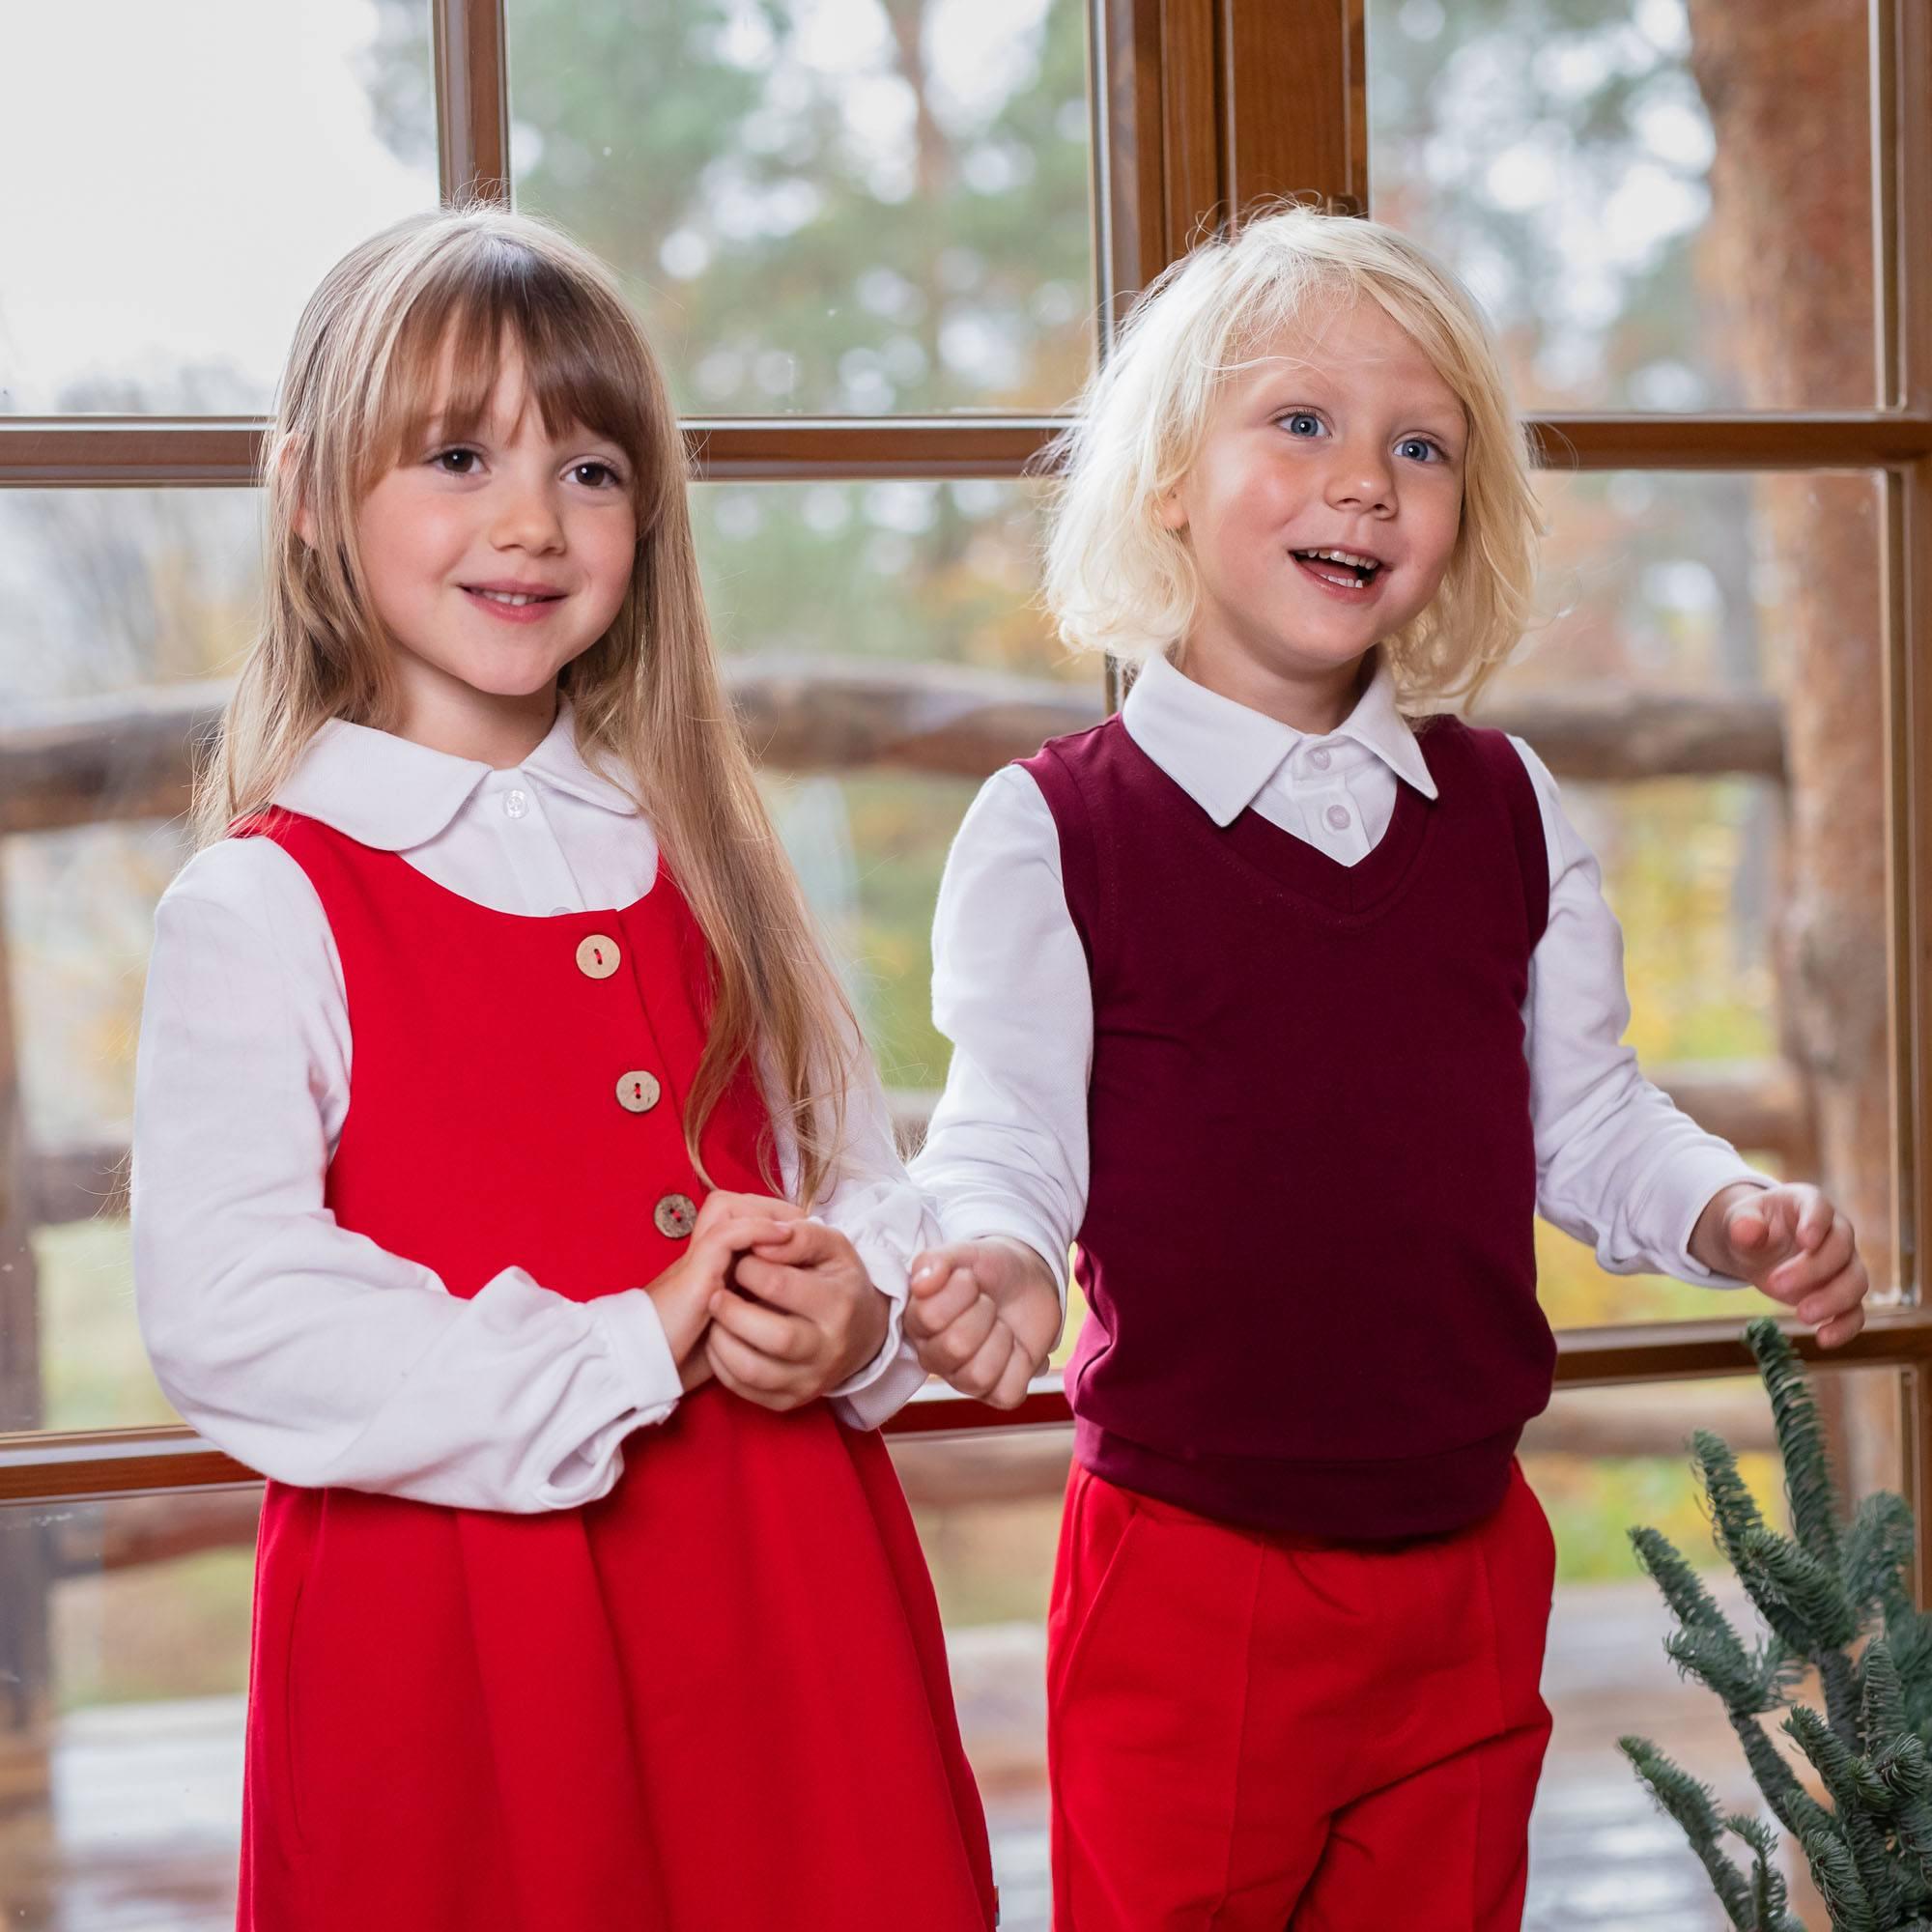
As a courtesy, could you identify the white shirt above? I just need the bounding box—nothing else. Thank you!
[912,652,1768,1302]
[131,706,932,1516]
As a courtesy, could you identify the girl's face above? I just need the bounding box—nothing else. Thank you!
[1161,297,1467,724]
[354,344,639,759]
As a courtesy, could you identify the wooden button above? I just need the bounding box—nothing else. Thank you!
[576,933,621,980]
[615,1070,662,1115]
[654,1193,697,1239]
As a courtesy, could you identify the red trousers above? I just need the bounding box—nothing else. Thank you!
[1047,1462,1555,1930]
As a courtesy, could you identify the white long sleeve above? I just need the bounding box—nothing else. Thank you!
[131,709,936,1511]
[912,656,1768,1295]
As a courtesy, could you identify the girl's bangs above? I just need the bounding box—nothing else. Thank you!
[367,245,658,496]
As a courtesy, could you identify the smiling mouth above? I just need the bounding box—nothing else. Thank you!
[464,586,565,608]
[1291,547,1385,590]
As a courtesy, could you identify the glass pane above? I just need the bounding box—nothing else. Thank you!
[1473,470,1891,1327]
[499,0,1096,414]
[4,492,259,1435]
[696,478,1096,1088]
[0,1490,259,1928]
[0,4,437,416]
[1367,0,1875,410]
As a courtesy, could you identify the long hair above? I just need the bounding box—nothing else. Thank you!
[1043,204,1542,709]
[197,205,856,1202]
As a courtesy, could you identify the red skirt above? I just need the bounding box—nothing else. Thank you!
[239,1387,996,1931]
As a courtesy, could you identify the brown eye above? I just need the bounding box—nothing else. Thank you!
[432,447,479,474]
[572,461,621,488]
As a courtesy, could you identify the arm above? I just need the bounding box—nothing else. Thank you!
[908,764,1092,1298]
[1513,736,1776,1283]
[131,839,734,1514]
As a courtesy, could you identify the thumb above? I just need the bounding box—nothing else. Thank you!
[910,1242,972,1293]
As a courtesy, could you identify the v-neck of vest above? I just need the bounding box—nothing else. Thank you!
[1214,758,1435,921]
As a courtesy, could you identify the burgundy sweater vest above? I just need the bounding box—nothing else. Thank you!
[1023,712,1554,1540]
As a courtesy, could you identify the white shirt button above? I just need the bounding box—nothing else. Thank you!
[504,788,529,820]
[1309,747,1332,771]
[1325,803,1350,831]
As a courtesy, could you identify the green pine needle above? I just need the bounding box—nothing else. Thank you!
[1623,1738,1755,1926]
[1741,1526,1860,1653]
[1745,1318,1843,1574]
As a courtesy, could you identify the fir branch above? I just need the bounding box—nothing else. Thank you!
[1622,1738,1755,1927]
[1747,1317,1844,1575]
[1842,1493,1916,1619]
[1697,1429,1773,1569]
[1732,1708,1838,1845]
[1724,1812,1802,1932]
[1863,1641,1910,1758]
[1798,1815,1879,1932]
[1740,1526,1861,1656]
[1786,1707,1905,1923]
[1636,1525,1766,1705]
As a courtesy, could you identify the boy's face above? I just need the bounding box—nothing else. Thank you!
[1161,298,1467,715]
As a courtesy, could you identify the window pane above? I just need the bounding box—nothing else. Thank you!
[0,1490,258,1928]
[695,478,1096,1088]
[0,3,437,415]
[501,0,1096,414]
[1367,0,1875,410]
[1472,470,1891,1328]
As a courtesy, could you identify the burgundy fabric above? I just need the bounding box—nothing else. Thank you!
[230,812,995,1932]
[1023,714,1552,1539]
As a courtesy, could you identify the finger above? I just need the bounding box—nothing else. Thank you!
[1816,1303,1867,1350]
[910,1242,984,1293]
[903,1267,981,1341]
[700,1215,797,1265]
[707,1288,818,1364]
[731,1257,837,1320]
[706,1322,810,1398]
[986,1332,1039,1410]
[704,1337,792,1411]
[697,1191,805,1236]
[921,1295,1000,1376]
[1785,1185,1830,1252]
[950,1321,1019,1402]
[1796,1260,1869,1329]
[1770,1217,1856,1302]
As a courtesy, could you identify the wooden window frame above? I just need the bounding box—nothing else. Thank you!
[2,0,1931,1588]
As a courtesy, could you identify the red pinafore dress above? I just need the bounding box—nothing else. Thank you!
[233,812,996,1932]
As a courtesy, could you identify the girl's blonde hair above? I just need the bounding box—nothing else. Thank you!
[1043,204,1541,708]
[197,205,856,1203]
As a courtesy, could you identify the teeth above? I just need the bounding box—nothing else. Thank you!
[1304,548,1378,569]
[477,590,543,606]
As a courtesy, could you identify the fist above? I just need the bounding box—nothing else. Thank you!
[1697,1181,1869,1350]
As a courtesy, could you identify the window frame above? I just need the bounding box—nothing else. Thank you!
[1,0,1930,1602]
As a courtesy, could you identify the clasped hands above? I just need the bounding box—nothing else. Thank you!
[646,1191,890,1410]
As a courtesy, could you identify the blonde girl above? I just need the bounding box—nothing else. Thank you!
[132,207,994,1932]
[902,206,1868,1929]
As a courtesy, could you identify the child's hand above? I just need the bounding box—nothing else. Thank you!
[646,1196,803,1369]
[905,1236,1060,1409]
[702,1219,891,1411]
[1692,1181,1870,1349]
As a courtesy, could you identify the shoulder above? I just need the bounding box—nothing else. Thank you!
[156,835,333,970]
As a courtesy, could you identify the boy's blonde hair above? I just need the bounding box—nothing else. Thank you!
[198,206,857,1203]
[1043,205,1541,708]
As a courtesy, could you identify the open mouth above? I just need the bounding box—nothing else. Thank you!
[464,586,565,609]
[1291,547,1385,592]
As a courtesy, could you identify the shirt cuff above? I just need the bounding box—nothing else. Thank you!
[833,1342,932,1433]
[1647,1155,1779,1288]
[825,1221,911,1405]
[587,1289,684,1423]
[935,1197,1069,1309]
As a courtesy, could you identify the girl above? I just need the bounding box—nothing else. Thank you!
[131,207,993,1932]
[902,208,1871,1929]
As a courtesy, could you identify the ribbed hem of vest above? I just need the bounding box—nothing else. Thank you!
[1074,1417,1527,1544]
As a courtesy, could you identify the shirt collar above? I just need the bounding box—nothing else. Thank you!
[1120,651,1436,827]
[272,700,639,851]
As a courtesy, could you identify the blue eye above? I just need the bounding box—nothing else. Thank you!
[1397,438,1440,463]
[1282,412,1323,437]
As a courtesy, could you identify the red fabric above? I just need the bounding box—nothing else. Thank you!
[1047,1462,1555,1931]
[1022,715,1554,1538]
[231,813,994,1932]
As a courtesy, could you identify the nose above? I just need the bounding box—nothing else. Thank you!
[489,477,566,554]
[1324,440,1396,517]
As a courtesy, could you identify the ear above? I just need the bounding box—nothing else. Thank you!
[1156,483,1189,534]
